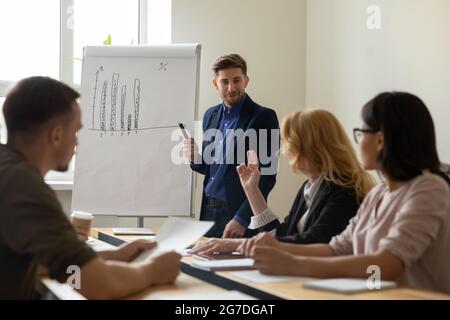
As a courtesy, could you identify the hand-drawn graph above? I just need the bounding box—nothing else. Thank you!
[100,79,108,131]
[110,73,119,131]
[120,84,127,131]
[89,67,177,136]
[74,45,200,218]
[134,78,140,130]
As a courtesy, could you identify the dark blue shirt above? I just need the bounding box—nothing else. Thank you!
[204,95,247,202]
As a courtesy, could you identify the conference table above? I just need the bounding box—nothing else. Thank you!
[86,228,450,300]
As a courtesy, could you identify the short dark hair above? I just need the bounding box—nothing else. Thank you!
[3,76,80,144]
[212,54,248,76]
[362,91,450,185]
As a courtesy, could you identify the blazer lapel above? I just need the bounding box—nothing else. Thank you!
[302,181,331,230]
[209,107,222,130]
[235,95,255,131]
[203,107,222,151]
[286,186,308,235]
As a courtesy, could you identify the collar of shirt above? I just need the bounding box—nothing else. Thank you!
[221,94,247,119]
[303,175,324,209]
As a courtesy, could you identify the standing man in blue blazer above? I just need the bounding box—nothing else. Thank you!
[183,54,279,238]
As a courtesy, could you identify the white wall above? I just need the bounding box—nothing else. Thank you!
[172,0,308,219]
[306,0,450,163]
[55,190,147,228]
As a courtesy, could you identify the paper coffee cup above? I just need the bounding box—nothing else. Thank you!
[71,211,93,240]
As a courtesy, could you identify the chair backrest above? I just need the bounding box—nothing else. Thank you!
[441,163,450,179]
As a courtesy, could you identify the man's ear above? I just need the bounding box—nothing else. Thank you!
[244,75,250,88]
[376,131,384,153]
[212,78,218,90]
[48,125,63,147]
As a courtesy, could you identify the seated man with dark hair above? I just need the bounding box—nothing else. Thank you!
[0,76,181,300]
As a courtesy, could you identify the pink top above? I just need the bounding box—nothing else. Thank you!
[330,171,450,294]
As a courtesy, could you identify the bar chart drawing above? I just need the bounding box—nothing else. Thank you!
[120,85,127,131]
[89,70,177,135]
[100,80,108,131]
[110,73,119,131]
[91,69,100,130]
[133,79,140,130]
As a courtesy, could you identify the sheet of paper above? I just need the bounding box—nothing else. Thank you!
[179,248,192,257]
[41,279,86,300]
[191,258,255,271]
[232,270,317,284]
[133,218,214,263]
[302,278,397,293]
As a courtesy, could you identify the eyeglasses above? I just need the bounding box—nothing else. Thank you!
[353,128,378,144]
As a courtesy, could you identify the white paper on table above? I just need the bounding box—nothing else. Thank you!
[179,248,192,257]
[133,218,214,263]
[232,270,317,284]
[191,258,255,271]
[41,279,86,300]
[302,278,397,293]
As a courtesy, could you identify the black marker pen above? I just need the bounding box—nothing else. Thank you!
[178,123,190,139]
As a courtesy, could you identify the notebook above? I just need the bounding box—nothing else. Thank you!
[112,228,155,235]
[191,258,256,271]
[232,270,317,284]
[302,278,397,294]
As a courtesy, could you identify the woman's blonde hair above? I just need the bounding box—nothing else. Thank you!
[281,109,374,202]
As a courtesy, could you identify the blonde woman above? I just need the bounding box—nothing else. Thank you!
[191,109,374,255]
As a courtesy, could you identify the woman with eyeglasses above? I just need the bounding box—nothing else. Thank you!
[244,92,450,294]
[191,109,374,256]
